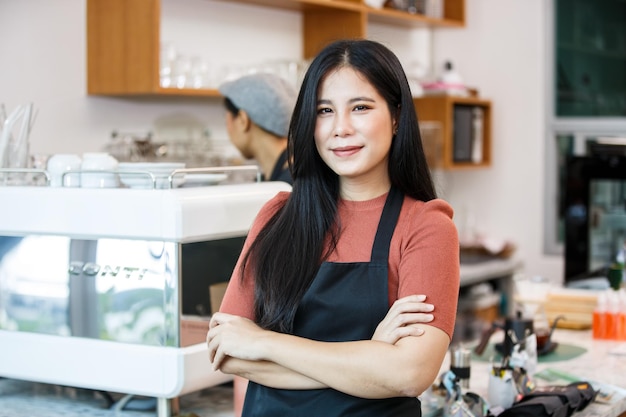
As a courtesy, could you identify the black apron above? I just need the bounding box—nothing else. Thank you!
[242,187,421,417]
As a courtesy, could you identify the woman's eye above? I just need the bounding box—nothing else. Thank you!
[353,104,370,112]
[317,107,332,115]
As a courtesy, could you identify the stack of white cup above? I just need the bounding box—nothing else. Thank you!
[47,153,118,188]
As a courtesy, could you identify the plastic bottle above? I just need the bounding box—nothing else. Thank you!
[592,291,607,339]
[606,290,620,340]
[618,289,626,341]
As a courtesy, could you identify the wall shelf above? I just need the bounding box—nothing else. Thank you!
[87,0,464,97]
[414,95,492,169]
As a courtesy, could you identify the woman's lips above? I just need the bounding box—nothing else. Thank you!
[332,146,362,157]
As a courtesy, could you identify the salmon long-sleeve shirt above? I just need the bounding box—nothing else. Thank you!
[220,191,460,339]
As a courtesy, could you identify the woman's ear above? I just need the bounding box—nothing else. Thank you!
[392,105,400,135]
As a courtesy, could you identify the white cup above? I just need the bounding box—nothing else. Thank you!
[80,152,118,188]
[488,369,517,409]
[47,154,82,187]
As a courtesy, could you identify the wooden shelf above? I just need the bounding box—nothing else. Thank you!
[87,0,464,97]
[414,95,492,169]
[86,0,489,172]
[217,0,465,27]
[155,87,221,97]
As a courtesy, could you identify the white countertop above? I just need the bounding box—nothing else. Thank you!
[442,328,626,417]
[0,182,291,242]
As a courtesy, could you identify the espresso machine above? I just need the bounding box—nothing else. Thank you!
[0,179,290,415]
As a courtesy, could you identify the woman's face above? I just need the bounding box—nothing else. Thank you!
[314,67,395,196]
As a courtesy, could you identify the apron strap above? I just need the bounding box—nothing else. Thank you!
[371,187,404,263]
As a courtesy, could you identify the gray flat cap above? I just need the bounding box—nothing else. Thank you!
[219,73,297,137]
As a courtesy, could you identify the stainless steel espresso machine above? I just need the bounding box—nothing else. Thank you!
[0,180,290,415]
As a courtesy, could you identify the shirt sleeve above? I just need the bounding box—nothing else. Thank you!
[396,198,460,340]
[219,192,290,319]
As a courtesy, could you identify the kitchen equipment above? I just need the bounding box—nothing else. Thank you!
[450,345,471,388]
[534,314,564,352]
[0,179,291,416]
[474,311,534,358]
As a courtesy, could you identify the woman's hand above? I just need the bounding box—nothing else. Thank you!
[371,294,434,344]
[207,312,271,371]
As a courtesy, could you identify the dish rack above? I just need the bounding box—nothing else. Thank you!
[0,165,261,188]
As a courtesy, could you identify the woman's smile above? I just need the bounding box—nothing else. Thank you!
[331,145,363,157]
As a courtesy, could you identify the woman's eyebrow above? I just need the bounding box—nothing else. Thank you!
[317,97,376,105]
[350,97,375,103]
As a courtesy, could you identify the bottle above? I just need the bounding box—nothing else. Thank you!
[606,290,620,340]
[592,291,607,339]
[618,289,626,341]
[471,107,484,164]
[440,61,463,86]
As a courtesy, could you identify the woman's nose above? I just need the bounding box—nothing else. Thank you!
[333,115,353,137]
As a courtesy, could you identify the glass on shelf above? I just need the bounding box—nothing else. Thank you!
[160,42,214,90]
[160,42,177,88]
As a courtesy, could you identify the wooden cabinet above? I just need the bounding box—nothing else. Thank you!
[87,0,465,97]
[414,96,492,169]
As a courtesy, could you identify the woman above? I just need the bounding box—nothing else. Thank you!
[207,39,460,416]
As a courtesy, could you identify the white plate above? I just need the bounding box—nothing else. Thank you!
[119,174,185,189]
[183,173,228,186]
[117,162,186,189]
[118,162,185,170]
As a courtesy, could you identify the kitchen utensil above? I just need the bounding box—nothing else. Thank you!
[534,315,564,352]
[0,103,37,185]
[47,154,82,187]
[474,311,534,358]
[80,153,119,188]
[450,345,471,388]
[0,105,26,169]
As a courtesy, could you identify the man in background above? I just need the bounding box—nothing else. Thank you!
[219,73,297,185]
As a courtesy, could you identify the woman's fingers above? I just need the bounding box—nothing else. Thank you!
[207,313,234,370]
[207,313,268,370]
[391,295,434,314]
[372,295,435,344]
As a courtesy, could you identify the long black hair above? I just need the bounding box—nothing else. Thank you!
[241,39,437,333]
